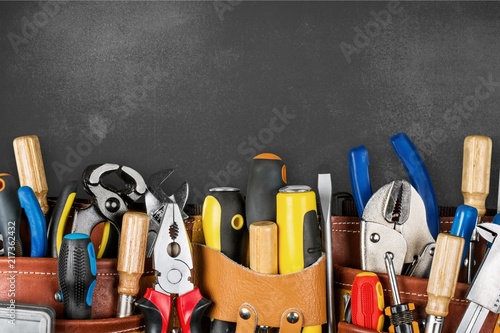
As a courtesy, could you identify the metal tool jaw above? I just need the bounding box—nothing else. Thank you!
[456,223,500,333]
[72,163,147,235]
[361,180,435,278]
[153,202,194,297]
[144,169,189,258]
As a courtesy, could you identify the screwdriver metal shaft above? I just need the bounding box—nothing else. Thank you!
[384,253,420,333]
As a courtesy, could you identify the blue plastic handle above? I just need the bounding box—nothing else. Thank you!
[450,204,477,263]
[348,145,373,216]
[18,186,47,257]
[390,133,440,239]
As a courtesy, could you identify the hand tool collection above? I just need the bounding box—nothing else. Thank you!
[3,131,500,333]
[346,133,500,333]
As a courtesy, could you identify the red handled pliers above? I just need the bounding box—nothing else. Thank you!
[136,200,211,333]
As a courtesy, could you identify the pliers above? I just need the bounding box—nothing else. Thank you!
[144,168,189,258]
[135,199,211,333]
[71,163,147,257]
[361,179,435,278]
[349,132,440,239]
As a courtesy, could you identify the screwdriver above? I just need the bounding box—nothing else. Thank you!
[117,211,149,318]
[425,205,477,333]
[277,185,322,333]
[351,272,384,331]
[384,252,420,333]
[0,174,23,256]
[461,135,492,283]
[13,135,49,215]
[202,187,246,333]
[249,221,278,333]
[55,233,97,319]
[246,153,287,227]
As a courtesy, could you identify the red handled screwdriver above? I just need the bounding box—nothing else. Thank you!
[351,272,384,331]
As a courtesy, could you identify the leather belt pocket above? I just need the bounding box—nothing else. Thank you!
[331,215,500,333]
[191,243,327,333]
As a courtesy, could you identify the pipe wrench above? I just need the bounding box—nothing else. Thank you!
[361,180,435,278]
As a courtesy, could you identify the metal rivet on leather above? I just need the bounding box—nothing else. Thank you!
[286,312,299,324]
[240,308,251,320]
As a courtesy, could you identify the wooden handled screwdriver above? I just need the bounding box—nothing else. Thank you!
[249,221,278,333]
[461,135,492,284]
[425,205,477,333]
[117,211,149,318]
[13,135,49,214]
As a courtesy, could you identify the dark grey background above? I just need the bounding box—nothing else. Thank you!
[1,1,500,208]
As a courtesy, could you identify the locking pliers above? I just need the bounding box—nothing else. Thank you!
[361,179,435,278]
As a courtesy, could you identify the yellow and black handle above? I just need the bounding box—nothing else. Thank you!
[246,153,287,227]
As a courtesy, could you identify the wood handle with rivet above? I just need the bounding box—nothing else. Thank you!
[462,135,492,217]
[13,135,49,214]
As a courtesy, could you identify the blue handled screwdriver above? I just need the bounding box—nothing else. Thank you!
[55,233,97,319]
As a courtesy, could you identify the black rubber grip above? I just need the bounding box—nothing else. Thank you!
[303,209,322,268]
[189,296,212,333]
[246,156,286,227]
[135,297,164,333]
[58,234,96,319]
[0,174,23,257]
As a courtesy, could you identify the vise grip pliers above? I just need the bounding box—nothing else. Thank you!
[349,132,440,240]
[361,179,435,278]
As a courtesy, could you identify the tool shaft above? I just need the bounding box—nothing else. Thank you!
[385,253,401,305]
[384,253,419,333]
[13,135,49,214]
[117,211,149,317]
[318,173,337,333]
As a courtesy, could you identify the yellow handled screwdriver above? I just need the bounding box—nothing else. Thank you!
[277,185,322,333]
[461,135,492,283]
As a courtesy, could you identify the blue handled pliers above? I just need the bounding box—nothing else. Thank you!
[349,132,440,239]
